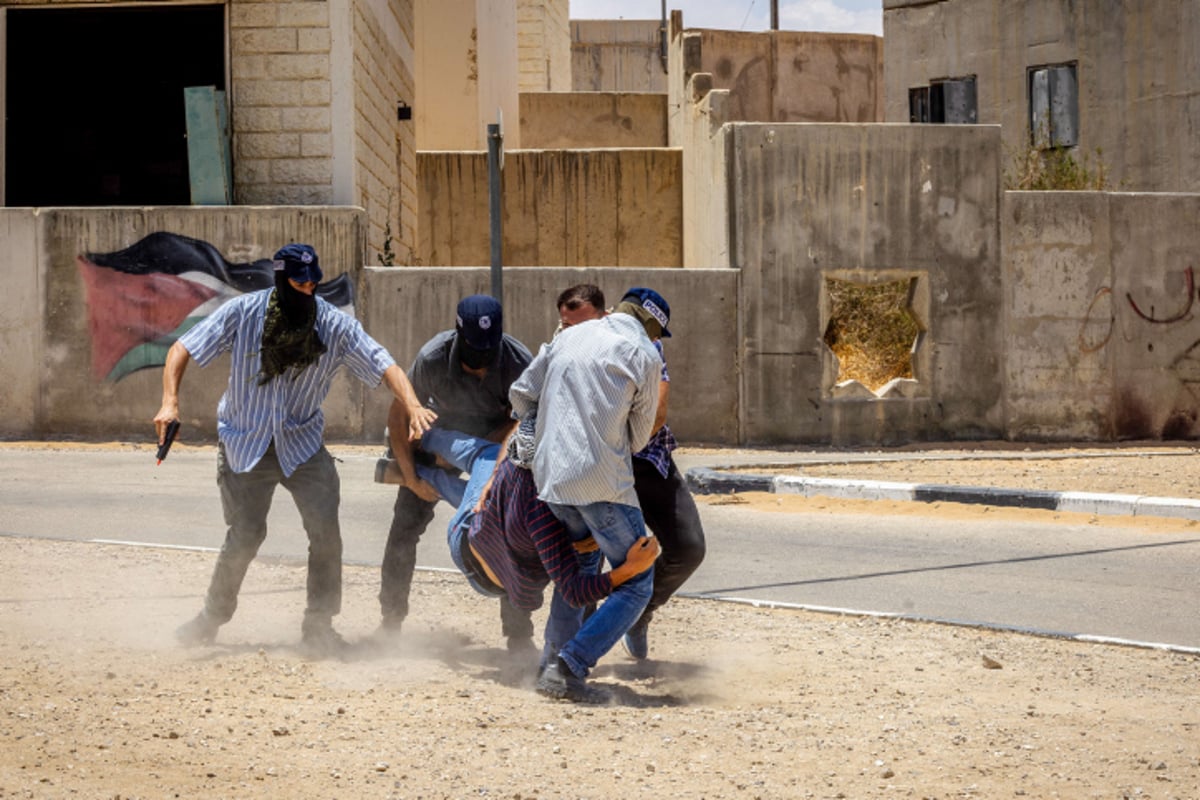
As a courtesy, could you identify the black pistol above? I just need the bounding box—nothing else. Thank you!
[156,420,181,465]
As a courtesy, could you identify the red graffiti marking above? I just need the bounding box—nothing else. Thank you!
[1078,285,1114,354]
[1126,266,1194,323]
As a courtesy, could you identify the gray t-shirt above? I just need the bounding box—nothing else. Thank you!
[409,329,532,438]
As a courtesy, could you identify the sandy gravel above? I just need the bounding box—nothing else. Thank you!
[2,530,1198,799]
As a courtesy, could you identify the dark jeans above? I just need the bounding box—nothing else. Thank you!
[380,485,533,639]
[632,455,707,623]
[203,443,342,624]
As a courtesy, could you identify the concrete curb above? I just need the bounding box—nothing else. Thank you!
[685,467,1200,521]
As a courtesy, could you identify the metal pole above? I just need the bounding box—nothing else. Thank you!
[770,0,779,30]
[486,122,503,306]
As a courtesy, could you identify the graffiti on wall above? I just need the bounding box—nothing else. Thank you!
[1079,266,1200,439]
[77,232,355,383]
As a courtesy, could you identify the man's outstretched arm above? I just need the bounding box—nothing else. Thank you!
[153,341,191,445]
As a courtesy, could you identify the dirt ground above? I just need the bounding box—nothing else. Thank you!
[2,444,1199,798]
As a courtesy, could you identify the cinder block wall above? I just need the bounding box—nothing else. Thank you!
[517,0,570,91]
[230,0,415,263]
[350,0,418,263]
[230,1,337,205]
[417,149,682,267]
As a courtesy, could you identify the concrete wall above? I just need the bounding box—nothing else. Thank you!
[0,209,40,436]
[415,0,520,151]
[678,77,733,269]
[417,149,682,267]
[730,123,1003,445]
[0,207,735,444]
[883,0,1200,192]
[10,207,367,441]
[517,0,571,91]
[519,92,667,148]
[668,24,883,147]
[361,267,739,444]
[1004,191,1200,441]
[571,19,667,93]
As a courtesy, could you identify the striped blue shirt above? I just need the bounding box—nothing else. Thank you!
[179,289,395,476]
[509,313,660,506]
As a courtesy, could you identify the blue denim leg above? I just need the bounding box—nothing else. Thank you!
[541,505,594,665]
[545,501,654,678]
[423,427,503,594]
[417,427,501,509]
[416,463,467,508]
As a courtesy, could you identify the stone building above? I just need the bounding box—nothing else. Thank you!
[0,0,418,262]
[883,0,1200,191]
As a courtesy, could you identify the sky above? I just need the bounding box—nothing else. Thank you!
[569,0,883,36]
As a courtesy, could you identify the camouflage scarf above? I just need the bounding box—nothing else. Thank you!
[258,276,326,384]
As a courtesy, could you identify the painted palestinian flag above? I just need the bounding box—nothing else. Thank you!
[78,231,356,382]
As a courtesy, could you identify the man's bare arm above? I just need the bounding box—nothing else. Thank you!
[386,395,440,503]
[153,341,191,444]
[651,379,670,436]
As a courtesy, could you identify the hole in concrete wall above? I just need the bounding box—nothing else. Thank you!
[822,277,922,394]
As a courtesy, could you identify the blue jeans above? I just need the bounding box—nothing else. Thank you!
[544,501,654,678]
[417,427,502,597]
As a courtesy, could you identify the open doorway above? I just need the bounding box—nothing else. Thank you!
[4,4,225,206]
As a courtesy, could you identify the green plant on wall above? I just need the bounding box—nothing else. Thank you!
[379,191,397,266]
[1004,122,1113,190]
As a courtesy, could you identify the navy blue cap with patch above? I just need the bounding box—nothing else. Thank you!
[456,294,504,352]
[273,243,323,284]
[621,287,672,337]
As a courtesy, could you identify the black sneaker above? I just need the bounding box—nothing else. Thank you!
[300,620,349,660]
[175,611,219,646]
[535,658,611,705]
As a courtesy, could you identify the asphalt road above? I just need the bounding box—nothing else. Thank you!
[2,445,1198,651]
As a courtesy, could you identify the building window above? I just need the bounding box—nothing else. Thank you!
[1029,64,1078,149]
[908,77,977,124]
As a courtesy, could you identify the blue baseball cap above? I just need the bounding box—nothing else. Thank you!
[621,287,672,338]
[273,243,323,284]
[456,294,504,352]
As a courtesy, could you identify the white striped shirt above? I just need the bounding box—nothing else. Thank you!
[179,289,395,476]
[509,313,660,506]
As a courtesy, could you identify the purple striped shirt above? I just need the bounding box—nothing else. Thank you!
[468,460,614,612]
[179,289,394,476]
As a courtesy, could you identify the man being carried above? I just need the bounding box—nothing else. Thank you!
[410,422,659,704]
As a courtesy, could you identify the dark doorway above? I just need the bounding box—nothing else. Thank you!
[5,5,225,206]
